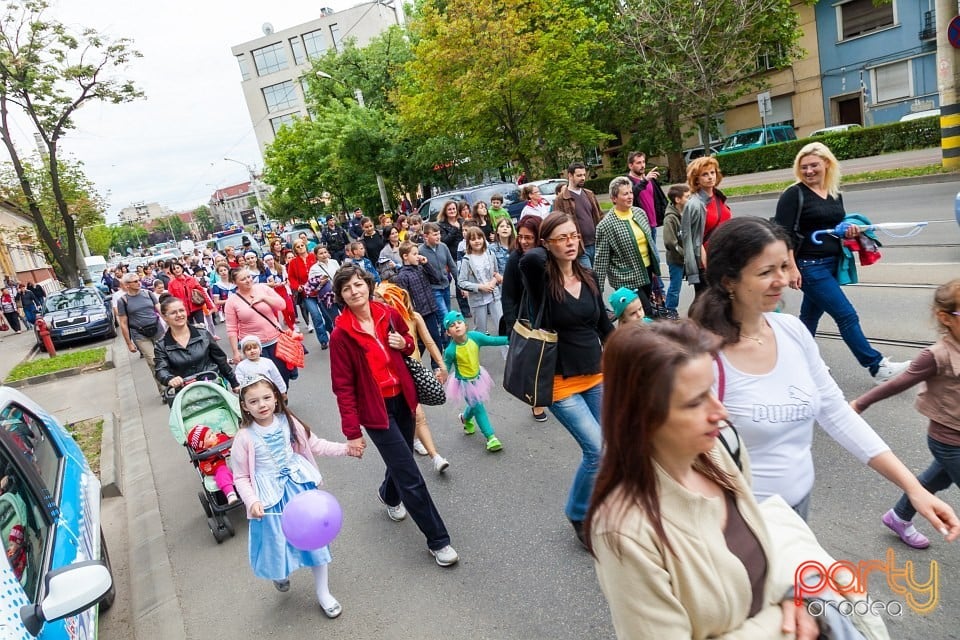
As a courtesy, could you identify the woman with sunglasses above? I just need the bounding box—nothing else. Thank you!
[519,211,614,547]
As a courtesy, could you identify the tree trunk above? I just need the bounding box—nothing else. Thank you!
[663,102,685,183]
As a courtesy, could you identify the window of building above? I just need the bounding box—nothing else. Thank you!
[236,54,251,81]
[252,42,289,76]
[330,24,342,52]
[836,0,895,40]
[756,43,787,72]
[262,81,298,113]
[271,113,298,135]
[303,29,328,59]
[872,60,911,103]
[290,36,307,65]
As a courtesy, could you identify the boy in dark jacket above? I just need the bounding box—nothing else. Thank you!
[661,184,690,319]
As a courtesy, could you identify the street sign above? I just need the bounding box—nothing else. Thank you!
[757,91,773,117]
[949,15,960,48]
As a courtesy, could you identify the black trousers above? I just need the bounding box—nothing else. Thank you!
[367,396,451,551]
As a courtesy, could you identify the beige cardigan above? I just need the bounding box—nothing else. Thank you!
[591,445,789,640]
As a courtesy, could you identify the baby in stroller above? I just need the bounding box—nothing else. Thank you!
[188,425,239,505]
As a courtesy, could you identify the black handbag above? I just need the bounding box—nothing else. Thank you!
[503,288,557,406]
[405,355,446,406]
[387,317,446,406]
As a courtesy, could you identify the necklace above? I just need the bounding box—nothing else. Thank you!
[739,319,769,345]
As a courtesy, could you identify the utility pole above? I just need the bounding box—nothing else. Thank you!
[936,0,960,169]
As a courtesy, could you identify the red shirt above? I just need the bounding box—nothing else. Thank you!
[286,254,316,293]
[704,196,732,242]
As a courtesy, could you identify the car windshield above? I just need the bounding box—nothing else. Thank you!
[469,185,522,207]
[44,291,102,313]
[723,131,762,149]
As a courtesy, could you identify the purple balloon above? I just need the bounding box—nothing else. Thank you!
[280,489,343,550]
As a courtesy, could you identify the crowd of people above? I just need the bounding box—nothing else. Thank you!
[106,142,959,636]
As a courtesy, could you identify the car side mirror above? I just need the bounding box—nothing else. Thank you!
[20,561,112,636]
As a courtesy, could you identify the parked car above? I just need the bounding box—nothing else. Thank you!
[0,387,114,638]
[280,228,320,249]
[683,145,721,164]
[416,190,470,223]
[35,287,116,352]
[716,125,797,154]
[900,109,940,122]
[809,124,862,136]
[418,182,526,222]
[209,230,262,256]
[528,178,567,204]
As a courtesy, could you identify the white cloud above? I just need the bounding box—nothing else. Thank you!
[9,0,355,222]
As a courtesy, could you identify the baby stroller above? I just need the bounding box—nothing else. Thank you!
[167,372,243,543]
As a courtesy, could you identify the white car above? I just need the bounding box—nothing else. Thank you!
[900,109,939,122]
[809,124,862,136]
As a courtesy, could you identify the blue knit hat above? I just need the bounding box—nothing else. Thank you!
[443,310,465,329]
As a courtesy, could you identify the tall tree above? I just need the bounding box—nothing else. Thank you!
[83,225,113,257]
[192,205,217,236]
[616,0,803,171]
[398,0,611,177]
[0,0,143,286]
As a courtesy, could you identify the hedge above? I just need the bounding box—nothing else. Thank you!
[716,117,940,176]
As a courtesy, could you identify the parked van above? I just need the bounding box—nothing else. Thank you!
[717,125,797,154]
[83,255,108,285]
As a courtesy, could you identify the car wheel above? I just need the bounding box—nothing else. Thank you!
[99,529,116,612]
[106,324,117,339]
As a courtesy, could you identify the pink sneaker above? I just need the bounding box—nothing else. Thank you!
[882,509,929,549]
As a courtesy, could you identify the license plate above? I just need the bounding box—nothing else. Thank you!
[61,327,86,335]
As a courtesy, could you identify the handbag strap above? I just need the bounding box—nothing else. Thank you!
[713,355,742,470]
[238,292,282,332]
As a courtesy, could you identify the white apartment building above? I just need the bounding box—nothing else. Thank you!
[231,1,402,153]
[207,180,269,227]
[118,202,174,226]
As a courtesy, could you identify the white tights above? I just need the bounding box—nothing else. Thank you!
[311,564,336,607]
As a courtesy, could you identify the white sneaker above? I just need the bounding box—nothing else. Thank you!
[433,455,449,473]
[307,325,314,333]
[873,357,909,385]
[377,492,407,522]
[413,438,428,456]
[430,545,459,567]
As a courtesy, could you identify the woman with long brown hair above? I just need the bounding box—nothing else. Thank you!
[587,321,819,639]
[519,211,613,546]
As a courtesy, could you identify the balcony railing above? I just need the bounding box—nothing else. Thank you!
[919,10,936,41]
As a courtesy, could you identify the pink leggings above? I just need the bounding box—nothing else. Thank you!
[212,464,236,496]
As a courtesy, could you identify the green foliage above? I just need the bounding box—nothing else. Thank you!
[0,0,143,286]
[83,225,113,257]
[716,118,941,175]
[110,223,147,254]
[615,0,805,172]
[193,206,217,235]
[399,0,612,176]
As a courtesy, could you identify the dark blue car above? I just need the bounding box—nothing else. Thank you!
[35,288,116,352]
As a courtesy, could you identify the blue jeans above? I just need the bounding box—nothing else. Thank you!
[432,288,450,347]
[666,262,684,312]
[549,382,603,522]
[894,435,960,521]
[797,256,882,373]
[303,297,330,346]
[579,244,595,269]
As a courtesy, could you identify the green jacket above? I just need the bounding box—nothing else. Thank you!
[594,206,661,292]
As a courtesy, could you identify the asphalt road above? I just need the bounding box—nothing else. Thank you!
[129,179,960,639]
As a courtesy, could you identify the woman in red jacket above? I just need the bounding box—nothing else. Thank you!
[167,262,213,327]
[329,264,458,568]
[285,239,316,331]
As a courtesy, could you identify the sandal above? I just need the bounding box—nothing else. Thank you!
[320,598,342,619]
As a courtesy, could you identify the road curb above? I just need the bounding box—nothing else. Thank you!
[114,348,187,640]
[726,172,960,203]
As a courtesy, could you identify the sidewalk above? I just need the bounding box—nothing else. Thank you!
[0,329,37,383]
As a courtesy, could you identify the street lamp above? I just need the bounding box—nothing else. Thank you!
[223,158,267,229]
[315,70,392,214]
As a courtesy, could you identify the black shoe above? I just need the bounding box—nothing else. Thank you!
[273,579,290,592]
[532,408,548,422]
[321,343,329,350]
[570,520,588,550]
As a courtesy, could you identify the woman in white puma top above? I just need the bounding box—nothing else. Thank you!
[689,217,959,537]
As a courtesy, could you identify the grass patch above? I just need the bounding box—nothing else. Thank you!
[723,164,954,198]
[4,347,106,383]
[66,417,103,476]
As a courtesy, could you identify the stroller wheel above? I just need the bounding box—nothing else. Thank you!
[221,513,235,537]
[199,491,213,519]
[210,517,226,543]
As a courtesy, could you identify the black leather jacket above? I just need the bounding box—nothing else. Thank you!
[154,325,238,387]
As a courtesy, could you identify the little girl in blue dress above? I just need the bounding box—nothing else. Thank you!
[232,376,363,618]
